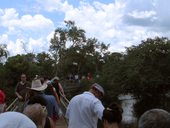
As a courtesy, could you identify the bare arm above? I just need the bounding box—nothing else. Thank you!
[15,91,23,100]
[49,85,60,103]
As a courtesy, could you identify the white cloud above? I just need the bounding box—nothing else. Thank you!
[27,38,49,53]
[128,10,156,19]
[0,8,54,34]
[0,8,55,56]
[0,34,8,44]
[36,0,73,12]
[63,1,125,43]
[47,31,55,43]
[1,0,170,56]
[7,39,25,55]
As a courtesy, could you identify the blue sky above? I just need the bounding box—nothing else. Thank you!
[0,0,170,56]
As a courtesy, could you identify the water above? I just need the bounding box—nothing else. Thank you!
[118,94,137,123]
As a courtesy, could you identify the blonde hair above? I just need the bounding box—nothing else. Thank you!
[23,103,47,128]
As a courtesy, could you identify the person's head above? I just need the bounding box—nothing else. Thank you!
[90,83,104,99]
[23,103,47,128]
[21,73,27,82]
[102,102,123,128]
[138,109,170,128]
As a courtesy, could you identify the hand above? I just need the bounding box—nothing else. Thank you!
[18,95,23,100]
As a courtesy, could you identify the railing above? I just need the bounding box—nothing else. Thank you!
[59,92,70,126]
[6,88,72,127]
[6,98,18,111]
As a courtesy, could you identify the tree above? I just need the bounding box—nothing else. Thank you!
[49,21,109,77]
[5,53,39,85]
[36,52,56,78]
[100,52,126,103]
[49,20,86,63]
[124,37,170,116]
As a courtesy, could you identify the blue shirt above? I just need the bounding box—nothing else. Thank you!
[65,91,104,128]
[42,94,59,119]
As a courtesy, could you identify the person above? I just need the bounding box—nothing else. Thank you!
[44,78,60,103]
[25,95,56,128]
[0,111,36,128]
[15,73,31,100]
[65,83,105,128]
[15,73,31,112]
[23,103,48,128]
[51,76,65,100]
[0,89,6,113]
[102,102,123,128]
[138,108,170,128]
[27,78,60,124]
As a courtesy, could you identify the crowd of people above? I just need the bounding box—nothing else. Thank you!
[0,73,170,128]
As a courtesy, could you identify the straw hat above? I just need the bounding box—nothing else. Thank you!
[29,79,47,91]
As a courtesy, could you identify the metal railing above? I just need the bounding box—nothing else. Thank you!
[6,98,18,111]
[5,90,70,126]
[59,92,70,126]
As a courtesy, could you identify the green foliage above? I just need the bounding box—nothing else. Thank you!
[36,52,56,78]
[99,52,126,104]
[99,37,170,116]
[125,37,170,97]
[49,21,109,77]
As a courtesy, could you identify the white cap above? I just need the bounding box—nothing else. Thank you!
[92,83,105,96]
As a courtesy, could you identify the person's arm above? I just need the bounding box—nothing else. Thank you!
[15,83,23,100]
[15,92,23,100]
[49,85,60,103]
[93,99,105,120]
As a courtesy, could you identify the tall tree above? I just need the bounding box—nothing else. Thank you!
[124,37,170,116]
[36,52,55,78]
[49,20,86,62]
[49,21,109,77]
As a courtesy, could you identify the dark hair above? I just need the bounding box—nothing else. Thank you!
[102,102,123,124]
[27,95,47,106]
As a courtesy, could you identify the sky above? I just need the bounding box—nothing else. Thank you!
[0,0,170,56]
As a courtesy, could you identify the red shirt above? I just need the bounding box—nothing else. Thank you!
[0,90,5,104]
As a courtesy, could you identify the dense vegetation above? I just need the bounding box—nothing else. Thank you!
[1,21,170,117]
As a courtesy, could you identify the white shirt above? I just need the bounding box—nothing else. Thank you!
[65,91,104,128]
[0,112,37,128]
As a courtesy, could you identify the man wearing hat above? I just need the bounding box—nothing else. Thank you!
[27,78,60,124]
[65,83,105,128]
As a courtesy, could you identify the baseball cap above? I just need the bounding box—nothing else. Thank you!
[92,83,105,96]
